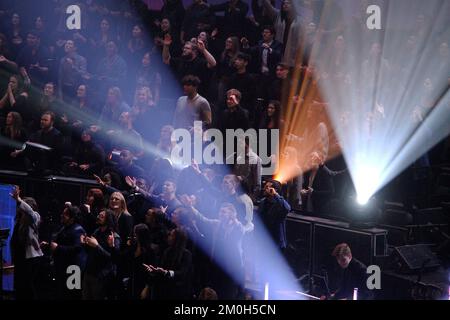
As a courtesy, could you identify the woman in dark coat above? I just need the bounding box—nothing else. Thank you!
[144,227,193,300]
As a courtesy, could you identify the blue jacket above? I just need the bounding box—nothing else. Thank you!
[258,195,291,249]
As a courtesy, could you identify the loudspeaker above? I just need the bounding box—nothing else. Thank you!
[285,216,312,278]
[392,244,440,274]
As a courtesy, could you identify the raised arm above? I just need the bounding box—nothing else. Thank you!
[179,194,219,226]
[262,0,278,20]
[7,82,16,107]
[11,186,41,225]
[198,40,216,69]
[0,55,18,69]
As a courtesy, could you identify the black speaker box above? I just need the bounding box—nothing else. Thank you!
[392,244,440,274]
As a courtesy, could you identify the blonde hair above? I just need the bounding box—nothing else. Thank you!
[134,86,153,106]
[109,192,129,214]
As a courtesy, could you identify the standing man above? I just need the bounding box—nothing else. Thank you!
[163,36,216,96]
[16,30,50,88]
[227,52,256,121]
[242,25,283,79]
[24,111,62,174]
[234,136,262,202]
[258,179,291,252]
[9,186,43,299]
[220,89,250,132]
[42,205,86,300]
[210,0,249,39]
[58,40,87,103]
[173,75,212,131]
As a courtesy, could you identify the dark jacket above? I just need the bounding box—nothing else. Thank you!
[258,194,291,249]
[334,258,373,300]
[302,165,335,215]
[53,223,87,272]
[28,127,63,170]
[116,212,134,247]
[220,105,250,132]
[84,228,121,279]
[244,39,283,77]
[53,222,87,298]
[150,248,193,300]
[210,0,249,38]
[124,245,156,299]
[72,141,105,175]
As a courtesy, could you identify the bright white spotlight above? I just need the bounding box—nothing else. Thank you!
[264,282,269,300]
[352,163,380,207]
[312,0,450,210]
[353,288,358,300]
[356,195,370,206]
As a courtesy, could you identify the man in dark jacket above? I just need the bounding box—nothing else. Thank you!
[220,89,250,132]
[210,0,249,39]
[43,205,86,300]
[301,151,336,216]
[242,25,283,79]
[24,111,63,174]
[258,179,291,251]
[81,209,121,300]
[325,243,373,300]
[227,52,257,118]
[64,129,105,177]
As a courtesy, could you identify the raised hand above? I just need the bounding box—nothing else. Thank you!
[148,181,157,194]
[93,174,105,187]
[160,205,168,215]
[125,176,137,188]
[268,187,278,197]
[229,94,239,106]
[197,39,206,52]
[10,185,21,201]
[179,194,193,208]
[191,159,201,174]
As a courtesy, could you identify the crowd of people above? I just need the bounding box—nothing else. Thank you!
[1,0,449,300]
